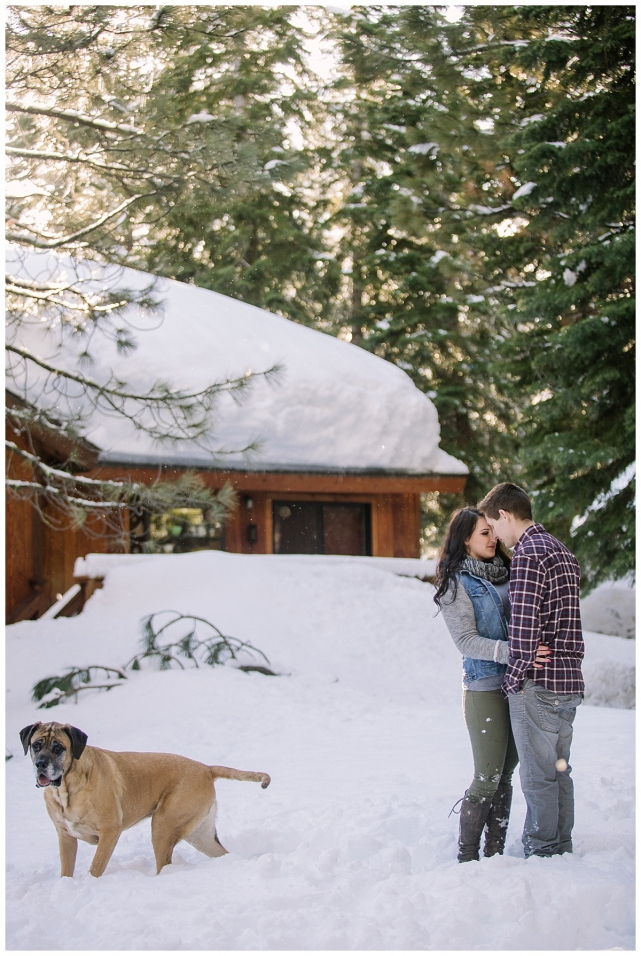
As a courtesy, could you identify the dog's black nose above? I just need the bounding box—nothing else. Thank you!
[35,757,49,770]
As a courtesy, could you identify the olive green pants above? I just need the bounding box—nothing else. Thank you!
[463,688,519,803]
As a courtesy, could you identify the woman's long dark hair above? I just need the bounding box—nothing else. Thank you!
[433,507,511,611]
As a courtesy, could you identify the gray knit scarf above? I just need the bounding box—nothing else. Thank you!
[460,554,509,584]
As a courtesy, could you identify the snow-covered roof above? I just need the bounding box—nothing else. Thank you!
[6,248,467,476]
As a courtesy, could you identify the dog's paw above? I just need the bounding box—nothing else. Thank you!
[261,775,271,789]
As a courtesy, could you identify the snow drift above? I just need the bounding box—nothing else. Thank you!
[580,578,636,640]
[5,552,635,950]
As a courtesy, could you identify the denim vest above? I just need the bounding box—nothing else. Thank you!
[458,569,509,683]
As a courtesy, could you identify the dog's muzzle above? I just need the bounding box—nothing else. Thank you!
[36,773,62,788]
[35,758,62,788]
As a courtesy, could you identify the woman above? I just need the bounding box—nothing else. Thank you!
[434,507,548,863]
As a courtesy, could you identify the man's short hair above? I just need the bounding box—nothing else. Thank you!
[478,482,533,521]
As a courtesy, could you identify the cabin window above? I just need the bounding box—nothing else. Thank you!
[272,501,371,556]
[130,508,224,554]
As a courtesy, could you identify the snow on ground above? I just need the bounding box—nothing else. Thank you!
[6,553,635,950]
[6,247,465,476]
[580,578,636,640]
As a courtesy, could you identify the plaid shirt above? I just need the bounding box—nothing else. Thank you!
[502,524,584,697]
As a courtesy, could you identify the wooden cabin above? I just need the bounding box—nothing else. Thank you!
[99,461,466,560]
[6,391,112,623]
[6,252,467,622]
[6,408,465,623]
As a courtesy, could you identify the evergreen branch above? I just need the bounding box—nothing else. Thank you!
[32,665,127,709]
[6,100,145,136]
[6,480,127,509]
[6,193,149,249]
[130,610,273,672]
[29,614,274,708]
[6,277,78,302]
[5,445,239,525]
[6,343,275,403]
[7,343,281,444]
[6,479,47,490]
[6,283,75,303]
[5,276,76,293]
[6,145,163,177]
[5,282,132,314]
[5,401,83,440]
[5,441,132,490]
[5,273,157,324]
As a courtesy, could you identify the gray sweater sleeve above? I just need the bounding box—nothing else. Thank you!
[440,583,510,664]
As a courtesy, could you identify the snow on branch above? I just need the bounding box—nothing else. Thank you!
[6,193,149,250]
[467,203,512,216]
[5,101,144,136]
[6,441,131,491]
[6,343,281,446]
[6,146,165,178]
[6,426,239,536]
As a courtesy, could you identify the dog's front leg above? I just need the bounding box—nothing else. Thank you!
[57,828,78,878]
[89,828,122,877]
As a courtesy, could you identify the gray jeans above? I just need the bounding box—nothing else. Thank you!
[508,679,582,857]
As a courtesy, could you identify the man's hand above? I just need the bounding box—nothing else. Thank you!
[532,643,552,669]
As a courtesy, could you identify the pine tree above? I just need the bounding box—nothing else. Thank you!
[5,6,287,531]
[6,6,335,323]
[126,6,340,325]
[324,7,522,530]
[324,6,635,580]
[494,6,635,585]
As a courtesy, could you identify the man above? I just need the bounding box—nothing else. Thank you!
[477,482,584,858]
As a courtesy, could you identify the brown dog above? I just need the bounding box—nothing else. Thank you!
[20,721,270,878]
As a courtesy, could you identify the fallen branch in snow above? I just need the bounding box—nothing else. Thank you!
[32,666,128,709]
[30,613,276,708]
[132,610,274,673]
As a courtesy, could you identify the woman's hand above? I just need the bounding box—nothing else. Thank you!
[532,643,552,669]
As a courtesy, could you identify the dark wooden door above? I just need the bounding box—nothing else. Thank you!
[322,504,368,555]
[273,501,371,555]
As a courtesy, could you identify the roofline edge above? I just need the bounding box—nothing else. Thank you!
[95,454,468,479]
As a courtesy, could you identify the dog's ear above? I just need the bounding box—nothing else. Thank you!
[19,723,41,755]
[62,725,88,760]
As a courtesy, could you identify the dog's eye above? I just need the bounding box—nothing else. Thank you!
[32,742,42,751]
[51,744,63,755]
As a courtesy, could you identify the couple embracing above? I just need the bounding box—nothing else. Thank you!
[435,482,584,862]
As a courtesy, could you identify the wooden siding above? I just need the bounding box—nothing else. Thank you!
[5,490,120,622]
[390,494,422,558]
[87,464,464,559]
[41,513,123,606]
[219,490,421,559]
[6,449,465,620]
[6,494,40,617]
[5,422,122,623]
[91,464,466,496]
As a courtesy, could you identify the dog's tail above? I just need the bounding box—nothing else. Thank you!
[210,765,270,789]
